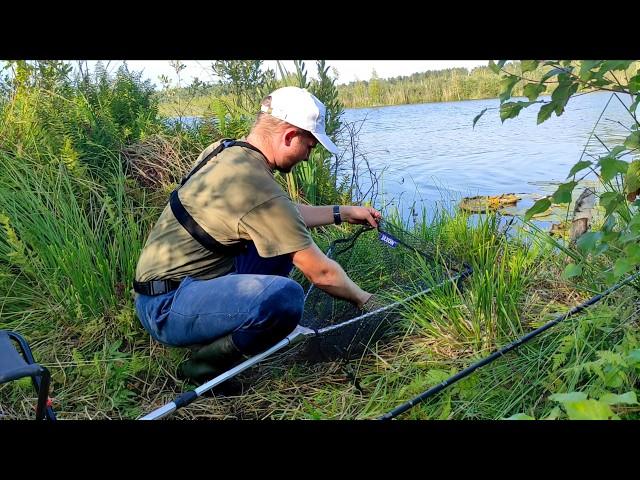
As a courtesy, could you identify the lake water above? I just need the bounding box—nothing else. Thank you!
[338,91,632,221]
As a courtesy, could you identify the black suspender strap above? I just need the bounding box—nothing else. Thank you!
[178,140,228,186]
[170,189,247,255]
[169,140,266,256]
[228,141,265,160]
[179,140,265,187]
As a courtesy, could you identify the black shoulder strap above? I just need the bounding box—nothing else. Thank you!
[169,140,265,256]
[170,190,244,255]
[179,140,265,187]
[232,141,265,156]
[179,139,229,187]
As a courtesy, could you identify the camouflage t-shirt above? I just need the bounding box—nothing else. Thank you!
[135,139,313,282]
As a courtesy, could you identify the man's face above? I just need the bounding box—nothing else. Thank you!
[277,129,319,173]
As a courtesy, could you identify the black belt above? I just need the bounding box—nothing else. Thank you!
[133,279,182,296]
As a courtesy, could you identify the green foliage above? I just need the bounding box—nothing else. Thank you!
[500,101,537,122]
[563,263,583,279]
[211,60,275,110]
[599,155,628,182]
[310,60,343,139]
[207,60,277,133]
[1,61,162,178]
[521,60,540,74]
[0,61,166,418]
[552,181,577,204]
[552,395,617,420]
[624,131,640,149]
[0,152,148,322]
[576,231,602,252]
[490,293,640,421]
[523,83,546,101]
[155,61,219,120]
[537,102,556,124]
[513,388,638,420]
[401,209,539,349]
[472,108,488,129]
[524,197,552,221]
[567,160,593,177]
[368,69,382,105]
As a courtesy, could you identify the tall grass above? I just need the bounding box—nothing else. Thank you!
[436,293,640,420]
[398,208,540,351]
[0,149,148,325]
[0,148,161,419]
[0,63,168,418]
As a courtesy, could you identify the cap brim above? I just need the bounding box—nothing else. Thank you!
[311,131,339,155]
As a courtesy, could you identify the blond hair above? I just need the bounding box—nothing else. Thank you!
[250,95,290,135]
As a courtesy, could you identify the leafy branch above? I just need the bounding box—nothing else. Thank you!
[484,60,640,284]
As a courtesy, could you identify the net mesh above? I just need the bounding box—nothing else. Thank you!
[279,221,468,364]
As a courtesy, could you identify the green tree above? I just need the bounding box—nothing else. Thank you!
[369,69,381,105]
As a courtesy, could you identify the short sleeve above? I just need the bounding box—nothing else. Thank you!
[239,196,313,257]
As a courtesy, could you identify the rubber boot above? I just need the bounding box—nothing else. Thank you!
[177,333,249,396]
[192,333,247,367]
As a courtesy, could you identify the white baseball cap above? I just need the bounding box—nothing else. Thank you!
[260,86,339,155]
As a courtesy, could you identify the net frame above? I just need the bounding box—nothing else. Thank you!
[278,221,471,364]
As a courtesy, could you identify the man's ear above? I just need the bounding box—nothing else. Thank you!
[283,128,298,146]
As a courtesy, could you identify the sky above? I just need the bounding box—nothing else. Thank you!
[82,60,489,88]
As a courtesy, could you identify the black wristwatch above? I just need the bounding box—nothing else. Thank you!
[333,205,342,225]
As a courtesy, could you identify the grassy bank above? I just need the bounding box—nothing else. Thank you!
[2,188,637,419]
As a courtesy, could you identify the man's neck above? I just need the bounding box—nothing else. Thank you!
[246,132,276,170]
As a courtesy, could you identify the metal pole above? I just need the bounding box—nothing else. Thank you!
[317,267,471,336]
[139,326,316,420]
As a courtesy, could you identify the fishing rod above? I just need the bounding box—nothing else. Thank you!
[141,222,471,420]
[379,269,640,420]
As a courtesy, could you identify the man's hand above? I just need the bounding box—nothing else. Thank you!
[341,206,382,228]
[359,293,387,312]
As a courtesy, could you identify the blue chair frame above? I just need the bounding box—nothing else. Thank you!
[0,330,56,420]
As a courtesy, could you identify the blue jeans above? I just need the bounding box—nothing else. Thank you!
[135,243,304,355]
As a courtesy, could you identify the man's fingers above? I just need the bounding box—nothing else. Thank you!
[347,207,381,227]
[369,209,381,227]
[366,212,380,228]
